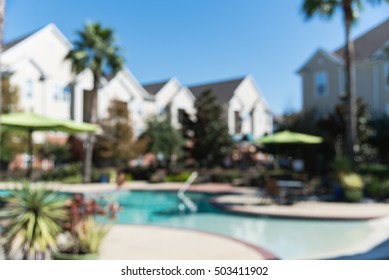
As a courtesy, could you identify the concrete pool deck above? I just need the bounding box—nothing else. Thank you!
[211,195,389,220]
[100,225,276,260]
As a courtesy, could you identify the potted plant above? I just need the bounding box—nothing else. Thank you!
[52,194,118,260]
[340,173,364,202]
[0,182,68,259]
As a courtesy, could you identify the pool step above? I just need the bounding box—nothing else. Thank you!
[177,172,198,213]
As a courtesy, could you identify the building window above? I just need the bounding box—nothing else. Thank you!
[53,84,62,101]
[178,108,186,124]
[250,110,255,134]
[339,69,345,96]
[63,85,71,102]
[234,111,242,134]
[131,99,144,116]
[385,62,389,88]
[53,84,71,102]
[314,71,328,96]
[24,79,34,99]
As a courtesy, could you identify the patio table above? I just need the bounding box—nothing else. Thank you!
[276,180,305,205]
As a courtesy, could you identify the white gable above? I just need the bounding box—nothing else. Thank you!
[297,49,344,74]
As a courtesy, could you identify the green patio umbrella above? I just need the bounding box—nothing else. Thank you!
[257,130,323,144]
[0,112,99,177]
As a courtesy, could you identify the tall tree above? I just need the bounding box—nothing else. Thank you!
[319,98,376,160]
[302,0,389,163]
[94,99,134,167]
[142,113,184,171]
[0,76,27,166]
[65,23,123,182]
[187,90,232,168]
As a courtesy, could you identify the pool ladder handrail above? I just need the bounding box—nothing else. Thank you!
[178,171,198,212]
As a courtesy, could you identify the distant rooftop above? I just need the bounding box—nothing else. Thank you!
[333,17,389,61]
[189,77,246,105]
[142,80,170,95]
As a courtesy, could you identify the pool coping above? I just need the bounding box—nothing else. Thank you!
[210,200,389,221]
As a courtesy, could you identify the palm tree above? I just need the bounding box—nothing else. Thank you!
[302,0,389,163]
[66,23,123,182]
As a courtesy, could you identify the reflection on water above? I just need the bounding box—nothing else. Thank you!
[95,190,379,259]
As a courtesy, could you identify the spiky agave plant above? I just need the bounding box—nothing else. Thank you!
[0,182,68,259]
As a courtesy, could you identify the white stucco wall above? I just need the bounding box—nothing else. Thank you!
[227,76,272,139]
[2,24,75,120]
[153,79,196,128]
[170,87,196,128]
[98,70,157,137]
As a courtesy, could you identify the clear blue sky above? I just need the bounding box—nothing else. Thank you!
[4,0,389,115]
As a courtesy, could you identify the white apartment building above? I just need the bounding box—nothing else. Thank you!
[1,23,272,142]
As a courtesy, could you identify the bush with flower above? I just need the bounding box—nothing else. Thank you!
[53,193,119,258]
[340,173,364,190]
[339,173,364,202]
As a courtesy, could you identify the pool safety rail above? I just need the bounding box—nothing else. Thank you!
[178,171,198,212]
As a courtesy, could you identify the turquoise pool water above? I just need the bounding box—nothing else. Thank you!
[96,190,385,259]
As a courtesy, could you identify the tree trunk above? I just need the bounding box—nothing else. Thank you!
[0,0,5,177]
[342,0,357,163]
[26,129,33,178]
[83,76,99,183]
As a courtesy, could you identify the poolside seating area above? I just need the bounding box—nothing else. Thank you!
[257,174,319,206]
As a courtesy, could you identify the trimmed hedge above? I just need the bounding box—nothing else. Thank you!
[358,163,389,179]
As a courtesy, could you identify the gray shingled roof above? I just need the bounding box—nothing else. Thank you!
[189,77,245,105]
[143,80,170,95]
[334,18,389,61]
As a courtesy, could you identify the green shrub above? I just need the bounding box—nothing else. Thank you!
[211,169,242,183]
[358,163,389,179]
[165,171,193,182]
[340,173,364,202]
[363,176,389,200]
[124,173,133,182]
[332,156,353,174]
[92,169,110,183]
[380,179,389,198]
[364,176,381,199]
[61,174,83,184]
[126,167,155,181]
[41,163,82,181]
[340,173,364,190]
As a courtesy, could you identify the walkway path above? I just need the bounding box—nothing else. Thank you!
[100,225,276,260]
[212,195,389,220]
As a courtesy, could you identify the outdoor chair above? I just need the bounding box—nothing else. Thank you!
[300,178,320,201]
[258,177,280,205]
